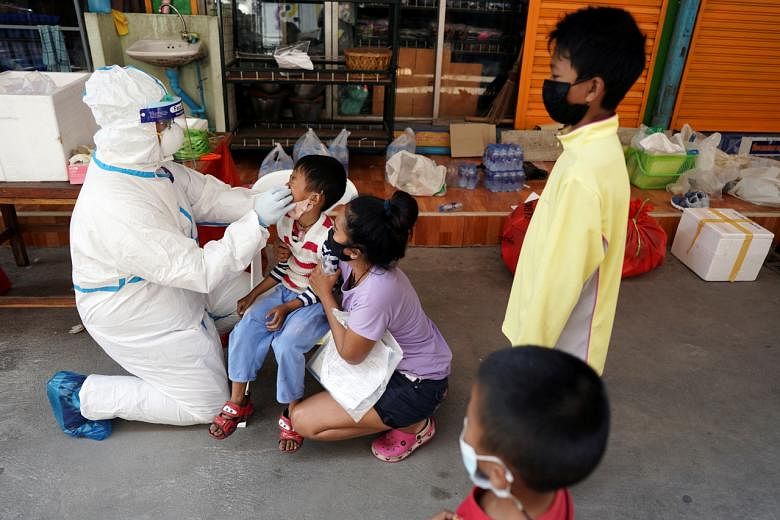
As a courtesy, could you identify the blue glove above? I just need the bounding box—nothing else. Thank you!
[254,186,295,227]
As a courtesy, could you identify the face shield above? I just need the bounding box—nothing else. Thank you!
[141,95,186,158]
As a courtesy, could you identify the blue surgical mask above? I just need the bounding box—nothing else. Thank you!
[459,418,526,512]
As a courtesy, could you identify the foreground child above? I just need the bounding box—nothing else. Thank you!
[430,347,609,519]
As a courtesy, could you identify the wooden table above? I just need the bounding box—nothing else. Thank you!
[0,182,81,307]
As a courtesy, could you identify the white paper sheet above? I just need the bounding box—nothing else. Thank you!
[307,310,403,421]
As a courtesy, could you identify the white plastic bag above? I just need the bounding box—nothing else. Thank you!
[328,128,351,174]
[258,143,293,178]
[385,151,446,196]
[0,70,57,94]
[273,41,314,70]
[307,310,403,422]
[667,125,739,199]
[727,164,780,207]
[293,128,331,163]
[386,127,416,161]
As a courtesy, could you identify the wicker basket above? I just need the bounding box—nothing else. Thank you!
[344,48,391,71]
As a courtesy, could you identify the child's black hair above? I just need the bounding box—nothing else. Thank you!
[344,191,418,270]
[294,155,347,210]
[549,7,646,111]
[477,347,609,492]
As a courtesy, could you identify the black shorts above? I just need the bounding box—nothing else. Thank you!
[374,371,448,429]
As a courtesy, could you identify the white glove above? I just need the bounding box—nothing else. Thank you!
[254,186,295,227]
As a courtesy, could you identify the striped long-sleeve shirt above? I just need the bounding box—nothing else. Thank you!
[270,213,334,306]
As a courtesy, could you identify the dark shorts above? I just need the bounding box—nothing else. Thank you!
[374,371,449,429]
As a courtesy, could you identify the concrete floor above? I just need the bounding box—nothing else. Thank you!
[0,247,778,519]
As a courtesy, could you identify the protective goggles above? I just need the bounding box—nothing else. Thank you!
[139,95,184,124]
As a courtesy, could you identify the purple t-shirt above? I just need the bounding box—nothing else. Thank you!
[340,262,452,380]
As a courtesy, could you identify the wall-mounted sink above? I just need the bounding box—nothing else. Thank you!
[126,39,206,68]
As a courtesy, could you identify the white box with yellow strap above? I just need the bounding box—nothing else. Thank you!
[671,208,774,282]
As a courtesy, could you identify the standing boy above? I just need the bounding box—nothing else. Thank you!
[503,7,646,374]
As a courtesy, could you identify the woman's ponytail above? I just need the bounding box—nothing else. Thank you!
[345,191,419,270]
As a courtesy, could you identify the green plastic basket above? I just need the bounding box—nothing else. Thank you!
[626,147,697,189]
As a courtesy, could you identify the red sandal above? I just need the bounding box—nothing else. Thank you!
[208,401,254,440]
[278,412,304,453]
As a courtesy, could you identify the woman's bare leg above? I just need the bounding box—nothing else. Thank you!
[290,391,389,441]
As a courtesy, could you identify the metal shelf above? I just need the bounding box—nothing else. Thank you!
[225,58,393,85]
[252,0,397,4]
[232,122,390,150]
[400,0,517,13]
[357,36,435,49]
[401,0,438,8]
[445,0,516,13]
[448,39,515,56]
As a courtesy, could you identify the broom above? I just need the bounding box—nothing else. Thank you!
[463,44,523,125]
[486,45,523,124]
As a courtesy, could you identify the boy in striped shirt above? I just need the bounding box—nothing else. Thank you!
[209,155,347,445]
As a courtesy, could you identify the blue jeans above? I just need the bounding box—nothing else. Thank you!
[228,285,329,404]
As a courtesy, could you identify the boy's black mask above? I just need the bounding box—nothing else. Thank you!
[542,79,589,126]
[325,229,353,262]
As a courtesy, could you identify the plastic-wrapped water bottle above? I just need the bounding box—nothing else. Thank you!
[321,243,339,275]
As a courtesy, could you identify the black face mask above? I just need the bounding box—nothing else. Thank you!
[542,79,589,126]
[325,228,353,262]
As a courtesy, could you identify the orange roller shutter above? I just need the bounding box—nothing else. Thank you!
[671,0,780,132]
[515,0,669,129]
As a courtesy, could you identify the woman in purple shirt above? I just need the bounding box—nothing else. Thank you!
[285,191,452,462]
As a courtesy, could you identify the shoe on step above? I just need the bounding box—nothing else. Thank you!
[671,191,710,210]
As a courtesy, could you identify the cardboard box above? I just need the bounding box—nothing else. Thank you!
[439,50,482,117]
[395,76,434,118]
[671,208,774,281]
[449,123,496,158]
[0,72,97,182]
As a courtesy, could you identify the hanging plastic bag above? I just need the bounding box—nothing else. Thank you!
[258,143,293,178]
[328,128,351,174]
[500,193,539,273]
[385,151,446,196]
[622,199,667,278]
[293,128,331,163]
[386,128,416,162]
[273,41,314,70]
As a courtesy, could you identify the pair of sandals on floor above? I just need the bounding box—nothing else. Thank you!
[208,398,437,461]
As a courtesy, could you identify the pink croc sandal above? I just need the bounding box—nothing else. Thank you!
[371,417,436,463]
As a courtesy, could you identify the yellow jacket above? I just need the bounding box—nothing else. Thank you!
[502,115,629,374]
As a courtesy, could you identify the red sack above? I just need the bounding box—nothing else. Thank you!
[501,198,537,274]
[0,266,10,295]
[622,198,667,278]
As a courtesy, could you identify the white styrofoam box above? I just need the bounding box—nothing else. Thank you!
[0,72,97,182]
[671,208,774,282]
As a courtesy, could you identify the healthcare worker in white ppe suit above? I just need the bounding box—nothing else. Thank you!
[46,65,294,440]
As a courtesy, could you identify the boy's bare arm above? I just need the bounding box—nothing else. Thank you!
[237,275,279,316]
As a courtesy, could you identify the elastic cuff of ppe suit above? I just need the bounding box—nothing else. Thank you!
[257,215,269,228]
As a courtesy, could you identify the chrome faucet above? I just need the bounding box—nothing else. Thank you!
[158,3,190,42]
